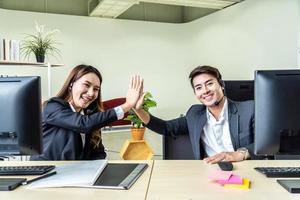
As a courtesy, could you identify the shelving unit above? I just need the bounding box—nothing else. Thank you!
[0,60,63,98]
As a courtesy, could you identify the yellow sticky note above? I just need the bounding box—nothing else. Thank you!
[224,178,250,189]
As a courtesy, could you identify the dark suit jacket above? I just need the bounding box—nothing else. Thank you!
[31,97,118,160]
[146,99,255,160]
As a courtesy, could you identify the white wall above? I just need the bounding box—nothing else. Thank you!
[0,0,299,159]
[187,0,299,80]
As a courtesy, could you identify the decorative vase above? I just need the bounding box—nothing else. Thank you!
[131,127,145,141]
[35,54,45,63]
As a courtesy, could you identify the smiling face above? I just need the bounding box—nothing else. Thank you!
[69,72,101,112]
[192,73,224,107]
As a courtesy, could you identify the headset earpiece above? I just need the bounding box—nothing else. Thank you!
[219,80,225,88]
[220,80,226,94]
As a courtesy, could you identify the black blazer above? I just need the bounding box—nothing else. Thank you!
[31,97,118,160]
[146,99,255,160]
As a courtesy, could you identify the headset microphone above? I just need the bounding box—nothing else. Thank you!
[214,95,224,106]
[213,81,225,106]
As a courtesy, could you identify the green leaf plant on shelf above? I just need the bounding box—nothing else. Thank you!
[125,92,157,141]
[21,22,61,63]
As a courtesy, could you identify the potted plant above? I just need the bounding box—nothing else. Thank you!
[125,92,157,141]
[21,22,60,63]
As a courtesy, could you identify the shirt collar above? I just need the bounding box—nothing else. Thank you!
[69,102,84,115]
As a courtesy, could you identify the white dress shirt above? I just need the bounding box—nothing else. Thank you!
[201,98,234,157]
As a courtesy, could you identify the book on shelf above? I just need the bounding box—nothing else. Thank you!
[0,39,3,60]
[27,160,148,190]
[10,40,20,61]
[4,39,10,61]
[0,38,20,61]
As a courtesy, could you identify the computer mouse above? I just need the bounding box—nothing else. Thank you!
[217,161,233,171]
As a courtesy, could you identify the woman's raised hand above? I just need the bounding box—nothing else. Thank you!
[121,75,143,113]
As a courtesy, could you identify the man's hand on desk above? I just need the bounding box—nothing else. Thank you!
[203,151,245,164]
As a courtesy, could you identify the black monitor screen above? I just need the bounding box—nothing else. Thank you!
[255,70,300,156]
[224,80,254,101]
[0,76,42,155]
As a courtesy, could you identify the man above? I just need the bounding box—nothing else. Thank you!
[134,65,254,163]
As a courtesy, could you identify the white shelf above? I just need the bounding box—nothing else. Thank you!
[0,60,63,67]
[102,125,132,134]
[0,60,64,98]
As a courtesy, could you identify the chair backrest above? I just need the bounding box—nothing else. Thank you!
[163,135,194,160]
[102,98,131,126]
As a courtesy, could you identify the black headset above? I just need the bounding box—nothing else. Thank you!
[214,79,225,106]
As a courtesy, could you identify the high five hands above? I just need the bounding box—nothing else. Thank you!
[121,75,144,113]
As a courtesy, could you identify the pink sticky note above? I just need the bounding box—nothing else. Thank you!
[208,170,233,181]
[217,174,243,185]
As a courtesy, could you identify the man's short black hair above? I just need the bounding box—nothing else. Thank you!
[189,65,223,88]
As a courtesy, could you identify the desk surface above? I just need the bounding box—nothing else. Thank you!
[0,160,153,200]
[146,160,300,200]
[2,160,300,199]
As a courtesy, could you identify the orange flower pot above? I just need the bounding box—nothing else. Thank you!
[131,127,145,141]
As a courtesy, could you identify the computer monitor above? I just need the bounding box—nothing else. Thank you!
[255,70,300,158]
[163,80,254,160]
[0,76,42,155]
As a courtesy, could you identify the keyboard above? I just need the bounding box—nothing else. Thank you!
[255,167,300,178]
[0,165,55,175]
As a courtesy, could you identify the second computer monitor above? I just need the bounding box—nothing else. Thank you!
[255,70,300,157]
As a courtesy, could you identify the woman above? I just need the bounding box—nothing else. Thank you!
[32,64,143,160]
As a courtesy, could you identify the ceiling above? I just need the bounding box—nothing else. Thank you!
[0,0,244,23]
[90,0,243,18]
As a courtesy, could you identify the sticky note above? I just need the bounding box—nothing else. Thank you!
[208,170,233,181]
[224,178,250,189]
[217,175,243,185]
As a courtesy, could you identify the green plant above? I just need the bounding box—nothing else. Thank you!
[126,92,157,128]
[21,22,60,61]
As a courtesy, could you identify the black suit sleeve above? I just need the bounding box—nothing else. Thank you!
[146,114,188,137]
[43,100,118,133]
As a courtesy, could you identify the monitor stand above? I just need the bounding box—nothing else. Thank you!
[278,131,300,159]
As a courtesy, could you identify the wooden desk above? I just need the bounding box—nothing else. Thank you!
[2,160,300,199]
[146,160,300,200]
[0,160,153,200]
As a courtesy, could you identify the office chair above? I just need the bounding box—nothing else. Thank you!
[163,135,195,159]
[102,98,131,127]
